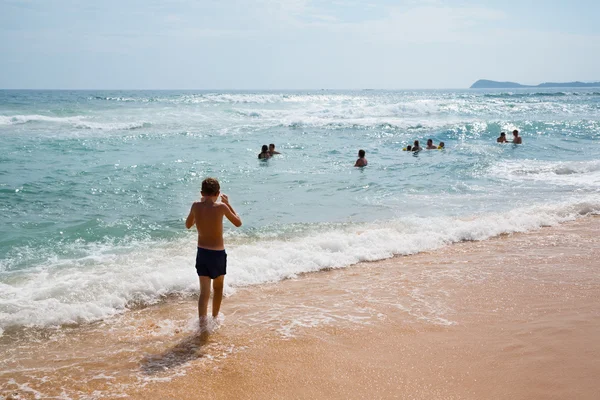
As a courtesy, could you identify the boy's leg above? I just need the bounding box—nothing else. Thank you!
[198,276,211,327]
[212,275,225,318]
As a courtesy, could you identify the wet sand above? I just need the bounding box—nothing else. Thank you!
[2,217,600,399]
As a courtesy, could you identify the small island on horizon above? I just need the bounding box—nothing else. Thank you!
[470,79,600,89]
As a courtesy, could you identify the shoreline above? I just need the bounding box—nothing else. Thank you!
[2,216,600,399]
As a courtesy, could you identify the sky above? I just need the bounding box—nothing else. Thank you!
[1,0,600,89]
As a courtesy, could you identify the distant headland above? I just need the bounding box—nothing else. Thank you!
[470,79,600,89]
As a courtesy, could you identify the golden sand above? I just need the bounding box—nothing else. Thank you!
[2,217,600,399]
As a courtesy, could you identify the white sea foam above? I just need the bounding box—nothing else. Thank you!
[228,101,465,131]
[3,93,598,137]
[190,93,371,104]
[226,198,599,287]
[494,159,600,187]
[221,92,599,131]
[86,91,600,106]
[73,121,151,130]
[1,198,598,333]
[0,114,87,126]
[0,114,150,130]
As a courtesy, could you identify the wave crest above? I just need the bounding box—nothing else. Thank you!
[0,115,151,130]
[1,198,599,332]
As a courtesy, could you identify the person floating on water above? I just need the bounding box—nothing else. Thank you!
[186,178,242,332]
[269,143,281,155]
[354,149,368,167]
[512,129,522,144]
[258,145,271,159]
[497,132,508,143]
[403,145,413,151]
[426,139,437,149]
[412,140,422,152]
[438,142,445,149]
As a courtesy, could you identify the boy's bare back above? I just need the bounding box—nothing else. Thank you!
[186,194,241,250]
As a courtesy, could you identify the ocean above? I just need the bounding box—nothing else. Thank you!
[1,88,600,336]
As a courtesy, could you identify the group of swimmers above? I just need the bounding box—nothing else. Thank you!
[402,138,445,152]
[353,138,443,166]
[258,143,281,159]
[354,131,523,167]
[260,131,521,169]
[354,139,443,166]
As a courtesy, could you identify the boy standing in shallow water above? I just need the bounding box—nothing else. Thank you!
[186,178,242,330]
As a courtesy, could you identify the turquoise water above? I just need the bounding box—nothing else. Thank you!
[1,89,600,332]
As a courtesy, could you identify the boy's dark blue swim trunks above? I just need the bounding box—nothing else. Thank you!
[195,248,227,279]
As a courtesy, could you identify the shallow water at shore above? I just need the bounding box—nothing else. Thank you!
[1,217,599,399]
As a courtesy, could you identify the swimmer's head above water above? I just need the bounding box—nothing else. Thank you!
[258,145,271,159]
[354,149,367,167]
[426,139,439,149]
[269,143,281,155]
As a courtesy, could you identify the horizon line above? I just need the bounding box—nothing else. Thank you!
[0,87,470,91]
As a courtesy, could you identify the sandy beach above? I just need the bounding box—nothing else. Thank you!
[2,216,600,399]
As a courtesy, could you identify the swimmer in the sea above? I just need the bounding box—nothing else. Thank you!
[258,145,271,159]
[403,145,413,151]
[438,142,445,149]
[497,132,508,143]
[426,139,437,149]
[412,140,422,152]
[354,149,368,167]
[512,130,522,144]
[268,143,281,155]
[185,178,242,332]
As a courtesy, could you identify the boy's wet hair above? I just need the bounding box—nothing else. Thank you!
[262,144,268,152]
[358,149,365,157]
[407,145,412,151]
[269,143,275,148]
[201,177,220,196]
[500,132,506,136]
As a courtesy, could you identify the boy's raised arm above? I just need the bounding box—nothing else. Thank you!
[220,194,242,227]
[185,204,196,229]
